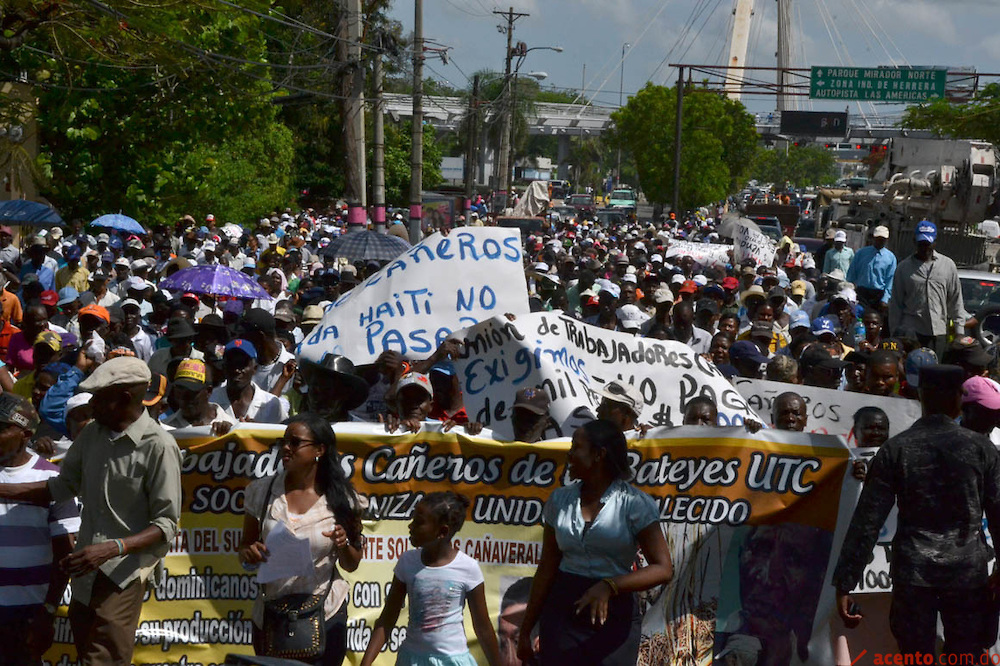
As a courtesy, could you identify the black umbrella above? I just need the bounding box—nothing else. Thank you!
[320,230,411,262]
[0,200,63,227]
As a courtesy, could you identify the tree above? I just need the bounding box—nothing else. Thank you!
[611,82,758,210]
[750,144,839,188]
[375,120,442,205]
[902,83,1000,146]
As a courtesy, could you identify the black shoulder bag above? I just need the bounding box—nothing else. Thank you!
[258,475,335,661]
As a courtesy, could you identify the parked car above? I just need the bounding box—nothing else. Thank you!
[748,216,783,244]
[607,188,637,214]
[566,193,596,217]
[496,216,546,236]
[958,269,1000,346]
[595,210,628,229]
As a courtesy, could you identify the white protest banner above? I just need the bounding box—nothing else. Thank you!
[298,228,529,365]
[662,240,731,268]
[733,378,921,441]
[452,311,760,439]
[733,224,777,267]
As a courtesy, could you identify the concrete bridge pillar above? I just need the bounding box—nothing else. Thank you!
[557,134,571,181]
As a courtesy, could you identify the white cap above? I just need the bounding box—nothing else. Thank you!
[650,254,663,263]
[692,274,708,286]
[202,240,216,252]
[622,274,637,284]
[533,262,550,273]
[873,225,890,238]
[615,304,650,331]
[65,392,92,419]
[671,274,686,285]
[834,230,847,242]
[130,259,147,271]
[653,286,674,304]
[96,233,110,243]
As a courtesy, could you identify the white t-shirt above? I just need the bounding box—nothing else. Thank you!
[253,345,295,393]
[395,549,484,656]
[210,382,288,424]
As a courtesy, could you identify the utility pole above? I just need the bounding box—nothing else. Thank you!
[493,6,529,212]
[464,74,480,219]
[408,0,423,244]
[344,0,366,231]
[372,31,387,233]
[672,66,684,216]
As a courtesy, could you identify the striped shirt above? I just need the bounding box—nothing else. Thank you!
[0,452,80,619]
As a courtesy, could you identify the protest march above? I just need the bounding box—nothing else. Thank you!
[0,207,998,666]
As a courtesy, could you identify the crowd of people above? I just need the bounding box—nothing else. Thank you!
[0,201,998,664]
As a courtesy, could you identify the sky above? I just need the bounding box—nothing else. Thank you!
[387,0,999,124]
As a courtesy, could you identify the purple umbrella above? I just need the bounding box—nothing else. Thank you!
[159,265,270,299]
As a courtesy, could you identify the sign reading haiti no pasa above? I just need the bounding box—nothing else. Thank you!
[810,66,947,102]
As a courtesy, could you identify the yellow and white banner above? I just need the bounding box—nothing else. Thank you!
[43,422,855,666]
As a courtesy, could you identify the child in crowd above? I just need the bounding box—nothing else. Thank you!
[361,492,500,666]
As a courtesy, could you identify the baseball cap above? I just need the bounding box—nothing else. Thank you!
[790,280,808,297]
[395,372,432,398]
[904,348,938,387]
[824,228,837,240]
[143,373,168,407]
[947,336,992,368]
[120,298,141,311]
[729,340,771,366]
[224,338,258,360]
[721,276,739,290]
[64,245,82,261]
[514,387,550,415]
[679,280,698,294]
[130,259,148,271]
[39,290,58,308]
[57,287,80,307]
[0,393,39,431]
[962,375,1000,409]
[34,330,62,352]
[873,225,890,239]
[789,309,811,330]
[616,304,650,331]
[799,346,849,371]
[600,380,643,417]
[78,303,110,323]
[915,220,937,243]
[173,358,208,392]
[833,230,847,243]
[96,233,110,244]
[811,316,838,339]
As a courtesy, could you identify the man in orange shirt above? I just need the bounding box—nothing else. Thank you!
[0,262,22,327]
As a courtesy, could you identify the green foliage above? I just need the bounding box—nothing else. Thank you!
[611,83,758,209]
[902,83,1000,145]
[750,144,839,188]
[377,121,442,205]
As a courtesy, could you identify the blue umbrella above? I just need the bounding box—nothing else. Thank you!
[0,200,63,226]
[320,230,411,262]
[159,265,271,299]
[91,213,145,235]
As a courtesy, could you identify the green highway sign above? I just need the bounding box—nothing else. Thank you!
[810,66,947,102]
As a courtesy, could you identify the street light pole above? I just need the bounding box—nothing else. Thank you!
[616,42,629,188]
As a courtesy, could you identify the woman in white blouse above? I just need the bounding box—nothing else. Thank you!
[517,419,673,664]
[238,413,367,665]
